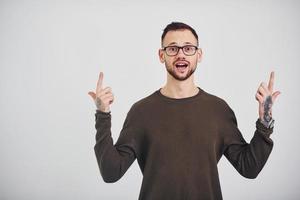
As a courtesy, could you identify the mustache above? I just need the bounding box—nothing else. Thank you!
[173,59,190,65]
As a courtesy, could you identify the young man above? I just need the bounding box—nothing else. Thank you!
[88,22,280,200]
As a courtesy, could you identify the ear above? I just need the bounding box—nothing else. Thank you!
[158,49,165,63]
[197,48,203,63]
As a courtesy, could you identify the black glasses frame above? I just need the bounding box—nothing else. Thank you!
[162,45,199,56]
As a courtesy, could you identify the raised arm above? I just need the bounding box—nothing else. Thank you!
[88,72,139,183]
[223,71,280,179]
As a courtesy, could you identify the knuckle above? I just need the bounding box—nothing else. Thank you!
[104,87,112,93]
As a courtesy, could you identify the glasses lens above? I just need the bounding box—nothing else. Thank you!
[183,45,196,55]
[166,46,178,56]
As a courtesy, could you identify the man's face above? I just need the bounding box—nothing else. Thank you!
[159,29,202,81]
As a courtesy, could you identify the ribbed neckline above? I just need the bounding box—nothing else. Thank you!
[155,86,204,103]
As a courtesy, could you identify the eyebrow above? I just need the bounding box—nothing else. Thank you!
[165,42,195,46]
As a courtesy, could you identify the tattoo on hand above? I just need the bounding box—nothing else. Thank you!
[95,97,101,109]
[263,95,273,122]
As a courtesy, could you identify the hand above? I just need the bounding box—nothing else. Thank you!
[88,72,114,113]
[255,71,281,122]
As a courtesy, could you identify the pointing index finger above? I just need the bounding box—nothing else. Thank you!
[268,71,274,93]
[97,72,104,91]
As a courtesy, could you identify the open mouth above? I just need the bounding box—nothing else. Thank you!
[175,62,188,73]
[175,63,188,68]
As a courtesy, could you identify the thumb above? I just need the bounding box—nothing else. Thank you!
[272,91,281,102]
[88,91,96,100]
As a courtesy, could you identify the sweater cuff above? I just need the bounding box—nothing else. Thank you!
[95,109,111,120]
[256,118,274,138]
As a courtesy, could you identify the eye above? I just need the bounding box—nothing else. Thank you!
[168,46,178,52]
[184,46,193,52]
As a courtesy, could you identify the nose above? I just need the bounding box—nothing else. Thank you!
[176,48,185,57]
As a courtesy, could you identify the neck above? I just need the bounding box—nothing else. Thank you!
[160,74,199,99]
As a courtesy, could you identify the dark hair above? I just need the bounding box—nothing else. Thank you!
[161,22,199,46]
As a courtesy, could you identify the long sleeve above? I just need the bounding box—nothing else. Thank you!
[222,106,274,179]
[94,105,140,183]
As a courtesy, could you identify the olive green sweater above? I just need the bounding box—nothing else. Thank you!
[94,87,274,200]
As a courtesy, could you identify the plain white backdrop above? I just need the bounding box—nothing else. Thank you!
[0,0,299,199]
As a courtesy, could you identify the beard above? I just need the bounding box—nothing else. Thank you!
[165,63,197,81]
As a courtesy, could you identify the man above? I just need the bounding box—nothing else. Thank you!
[88,22,280,200]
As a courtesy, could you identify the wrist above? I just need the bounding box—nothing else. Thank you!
[96,109,111,116]
[96,108,110,113]
[259,117,275,129]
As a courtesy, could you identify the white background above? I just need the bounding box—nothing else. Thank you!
[0,0,299,199]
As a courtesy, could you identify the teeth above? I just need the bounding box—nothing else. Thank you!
[176,63,187,67]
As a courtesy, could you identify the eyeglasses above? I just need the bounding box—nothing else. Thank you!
[162,45,198,56]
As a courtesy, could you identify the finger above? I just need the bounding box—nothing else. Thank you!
[255,93,264,103]
[258,85,267,97]
[96,72,104,91]
[260,82,269,94]
[103,95,114,104]
[98,87,112,96]
[260,83,271,97]
[272,91,281,102]
[99,92,114,103]
[88,91,96,100]
[268,71,274,93]
[101,92,114,99]
[103,94,114,100]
